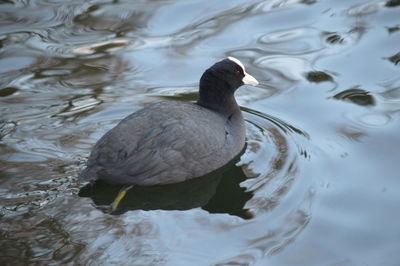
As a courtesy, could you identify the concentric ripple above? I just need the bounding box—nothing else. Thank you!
[66,104,314,265]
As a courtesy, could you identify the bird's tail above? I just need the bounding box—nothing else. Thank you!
[78,167,99,182]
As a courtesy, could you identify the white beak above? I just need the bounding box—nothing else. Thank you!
[227,56,259,86]
[243,72,259,86]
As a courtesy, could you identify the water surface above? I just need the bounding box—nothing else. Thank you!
[1,0,400,265]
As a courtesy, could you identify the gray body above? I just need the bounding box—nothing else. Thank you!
[79,101,245,186]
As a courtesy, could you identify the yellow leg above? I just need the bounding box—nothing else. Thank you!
[111,185,134,211]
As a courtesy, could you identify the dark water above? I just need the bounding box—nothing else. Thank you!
[1,0,400,265]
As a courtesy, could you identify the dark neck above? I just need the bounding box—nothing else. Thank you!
[196,72,240,117]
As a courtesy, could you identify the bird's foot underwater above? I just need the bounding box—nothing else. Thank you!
[110,185,134,212]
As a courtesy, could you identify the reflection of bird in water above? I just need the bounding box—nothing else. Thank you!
[79,153,254,219]
[78,57,258,210]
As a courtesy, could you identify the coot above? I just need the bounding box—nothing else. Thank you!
[79,57,258,186]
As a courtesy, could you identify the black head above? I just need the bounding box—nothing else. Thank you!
[197,57,258,114]
[199,57,258,94]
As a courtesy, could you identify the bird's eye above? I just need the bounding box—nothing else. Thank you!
[234,70,241,76]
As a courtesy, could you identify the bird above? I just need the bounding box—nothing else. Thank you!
[79,57,258,209]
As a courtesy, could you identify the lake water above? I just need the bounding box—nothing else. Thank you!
[1,0,400,265]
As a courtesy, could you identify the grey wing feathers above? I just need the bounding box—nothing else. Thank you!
[80,102,227,185]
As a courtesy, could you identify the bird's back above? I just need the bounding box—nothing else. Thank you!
[79,101,245,185]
